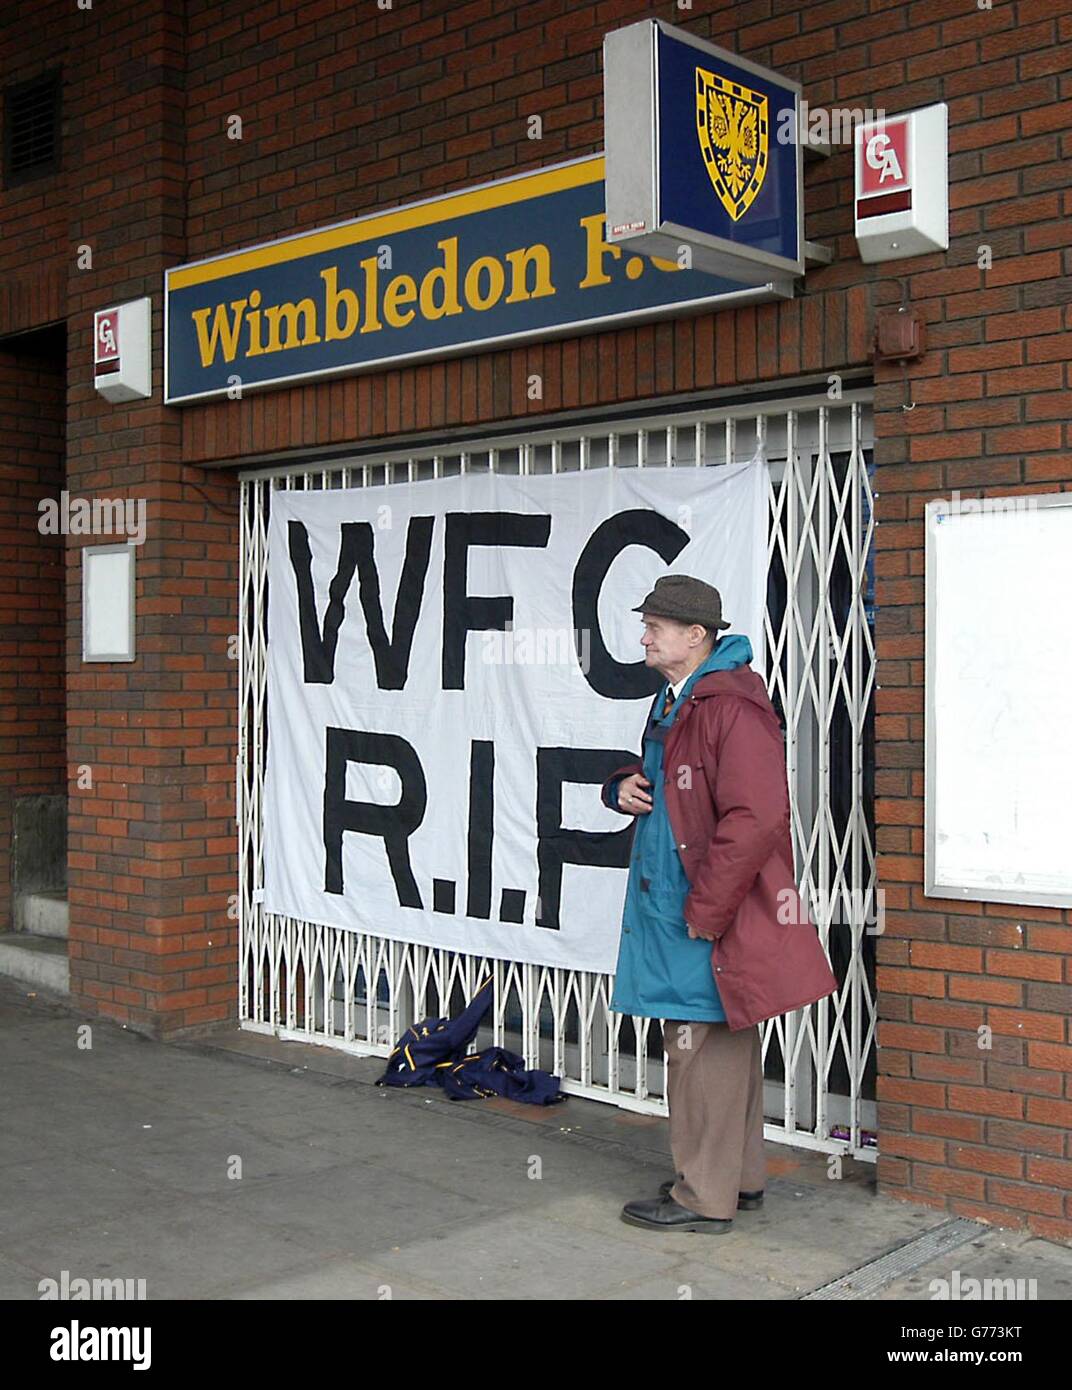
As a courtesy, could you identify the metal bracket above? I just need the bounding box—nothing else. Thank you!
[804,239,834,267]
[802,134,832,161]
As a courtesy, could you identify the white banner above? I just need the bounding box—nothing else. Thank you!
[263,458,768,975]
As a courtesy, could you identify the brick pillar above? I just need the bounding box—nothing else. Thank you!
[64,0,239,1035]
[871,2,1072,1239]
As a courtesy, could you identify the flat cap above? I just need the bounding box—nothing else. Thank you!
[632,573,731,630]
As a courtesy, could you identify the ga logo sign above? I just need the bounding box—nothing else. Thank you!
[858,118,909,198]
[695,67,769,222]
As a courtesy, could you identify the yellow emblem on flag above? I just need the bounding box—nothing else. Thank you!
[695,67,769,222]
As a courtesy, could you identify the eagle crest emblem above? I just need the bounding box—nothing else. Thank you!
[695,67,769,222]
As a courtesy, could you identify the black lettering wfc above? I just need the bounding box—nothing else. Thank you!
[288,515,433,687]
[290,506,680,697]
[441,511,552,689]
[572,508,690,699]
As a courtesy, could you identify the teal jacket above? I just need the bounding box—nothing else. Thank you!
[609,635,753,1021]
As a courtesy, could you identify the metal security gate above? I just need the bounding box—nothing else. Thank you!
[238,387,878,1160]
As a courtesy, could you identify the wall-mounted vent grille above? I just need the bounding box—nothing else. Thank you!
[4,71,61,186]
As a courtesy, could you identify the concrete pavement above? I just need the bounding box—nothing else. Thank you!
[2,975,1070,1302]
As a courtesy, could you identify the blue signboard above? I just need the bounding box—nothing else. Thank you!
[604,21,803,286]
[163,156,772,405]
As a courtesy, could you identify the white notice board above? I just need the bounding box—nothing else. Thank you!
[925,493,1072,908]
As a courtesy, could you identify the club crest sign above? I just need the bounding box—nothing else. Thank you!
[695,67,770,223]
[604,20,803,286]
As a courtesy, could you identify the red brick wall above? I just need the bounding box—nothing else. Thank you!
[2,0,241,1036]
[864,0,1072,1243]
[62,0,241,1039]
[0,0,68,339]
[177,0,880,463]
[2,0,1071,1236]
[0,335,66,927]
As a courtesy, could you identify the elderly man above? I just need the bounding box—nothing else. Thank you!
[603,574,837,1234]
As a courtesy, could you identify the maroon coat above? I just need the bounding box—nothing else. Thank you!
[602,664,837,1031]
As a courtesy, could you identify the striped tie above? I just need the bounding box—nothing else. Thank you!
[661,686,675,718]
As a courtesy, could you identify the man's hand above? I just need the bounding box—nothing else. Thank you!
[618,772,653,815]
[686,922,716,940]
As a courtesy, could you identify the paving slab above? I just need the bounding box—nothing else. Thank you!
[877,1233,1072,1303]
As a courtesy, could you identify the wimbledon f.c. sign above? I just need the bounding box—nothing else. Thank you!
[163,156,778,405]
[603,19,804,287]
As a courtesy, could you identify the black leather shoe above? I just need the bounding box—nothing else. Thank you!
[620,1193,733,1233]
[659,1178,764,1210]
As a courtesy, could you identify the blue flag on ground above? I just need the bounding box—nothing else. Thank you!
[376,976,564,1105]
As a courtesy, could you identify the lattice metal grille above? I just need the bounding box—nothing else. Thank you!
[238,388,877,1159]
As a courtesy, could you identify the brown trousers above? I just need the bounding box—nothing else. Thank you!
[661,1018,767,1220]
